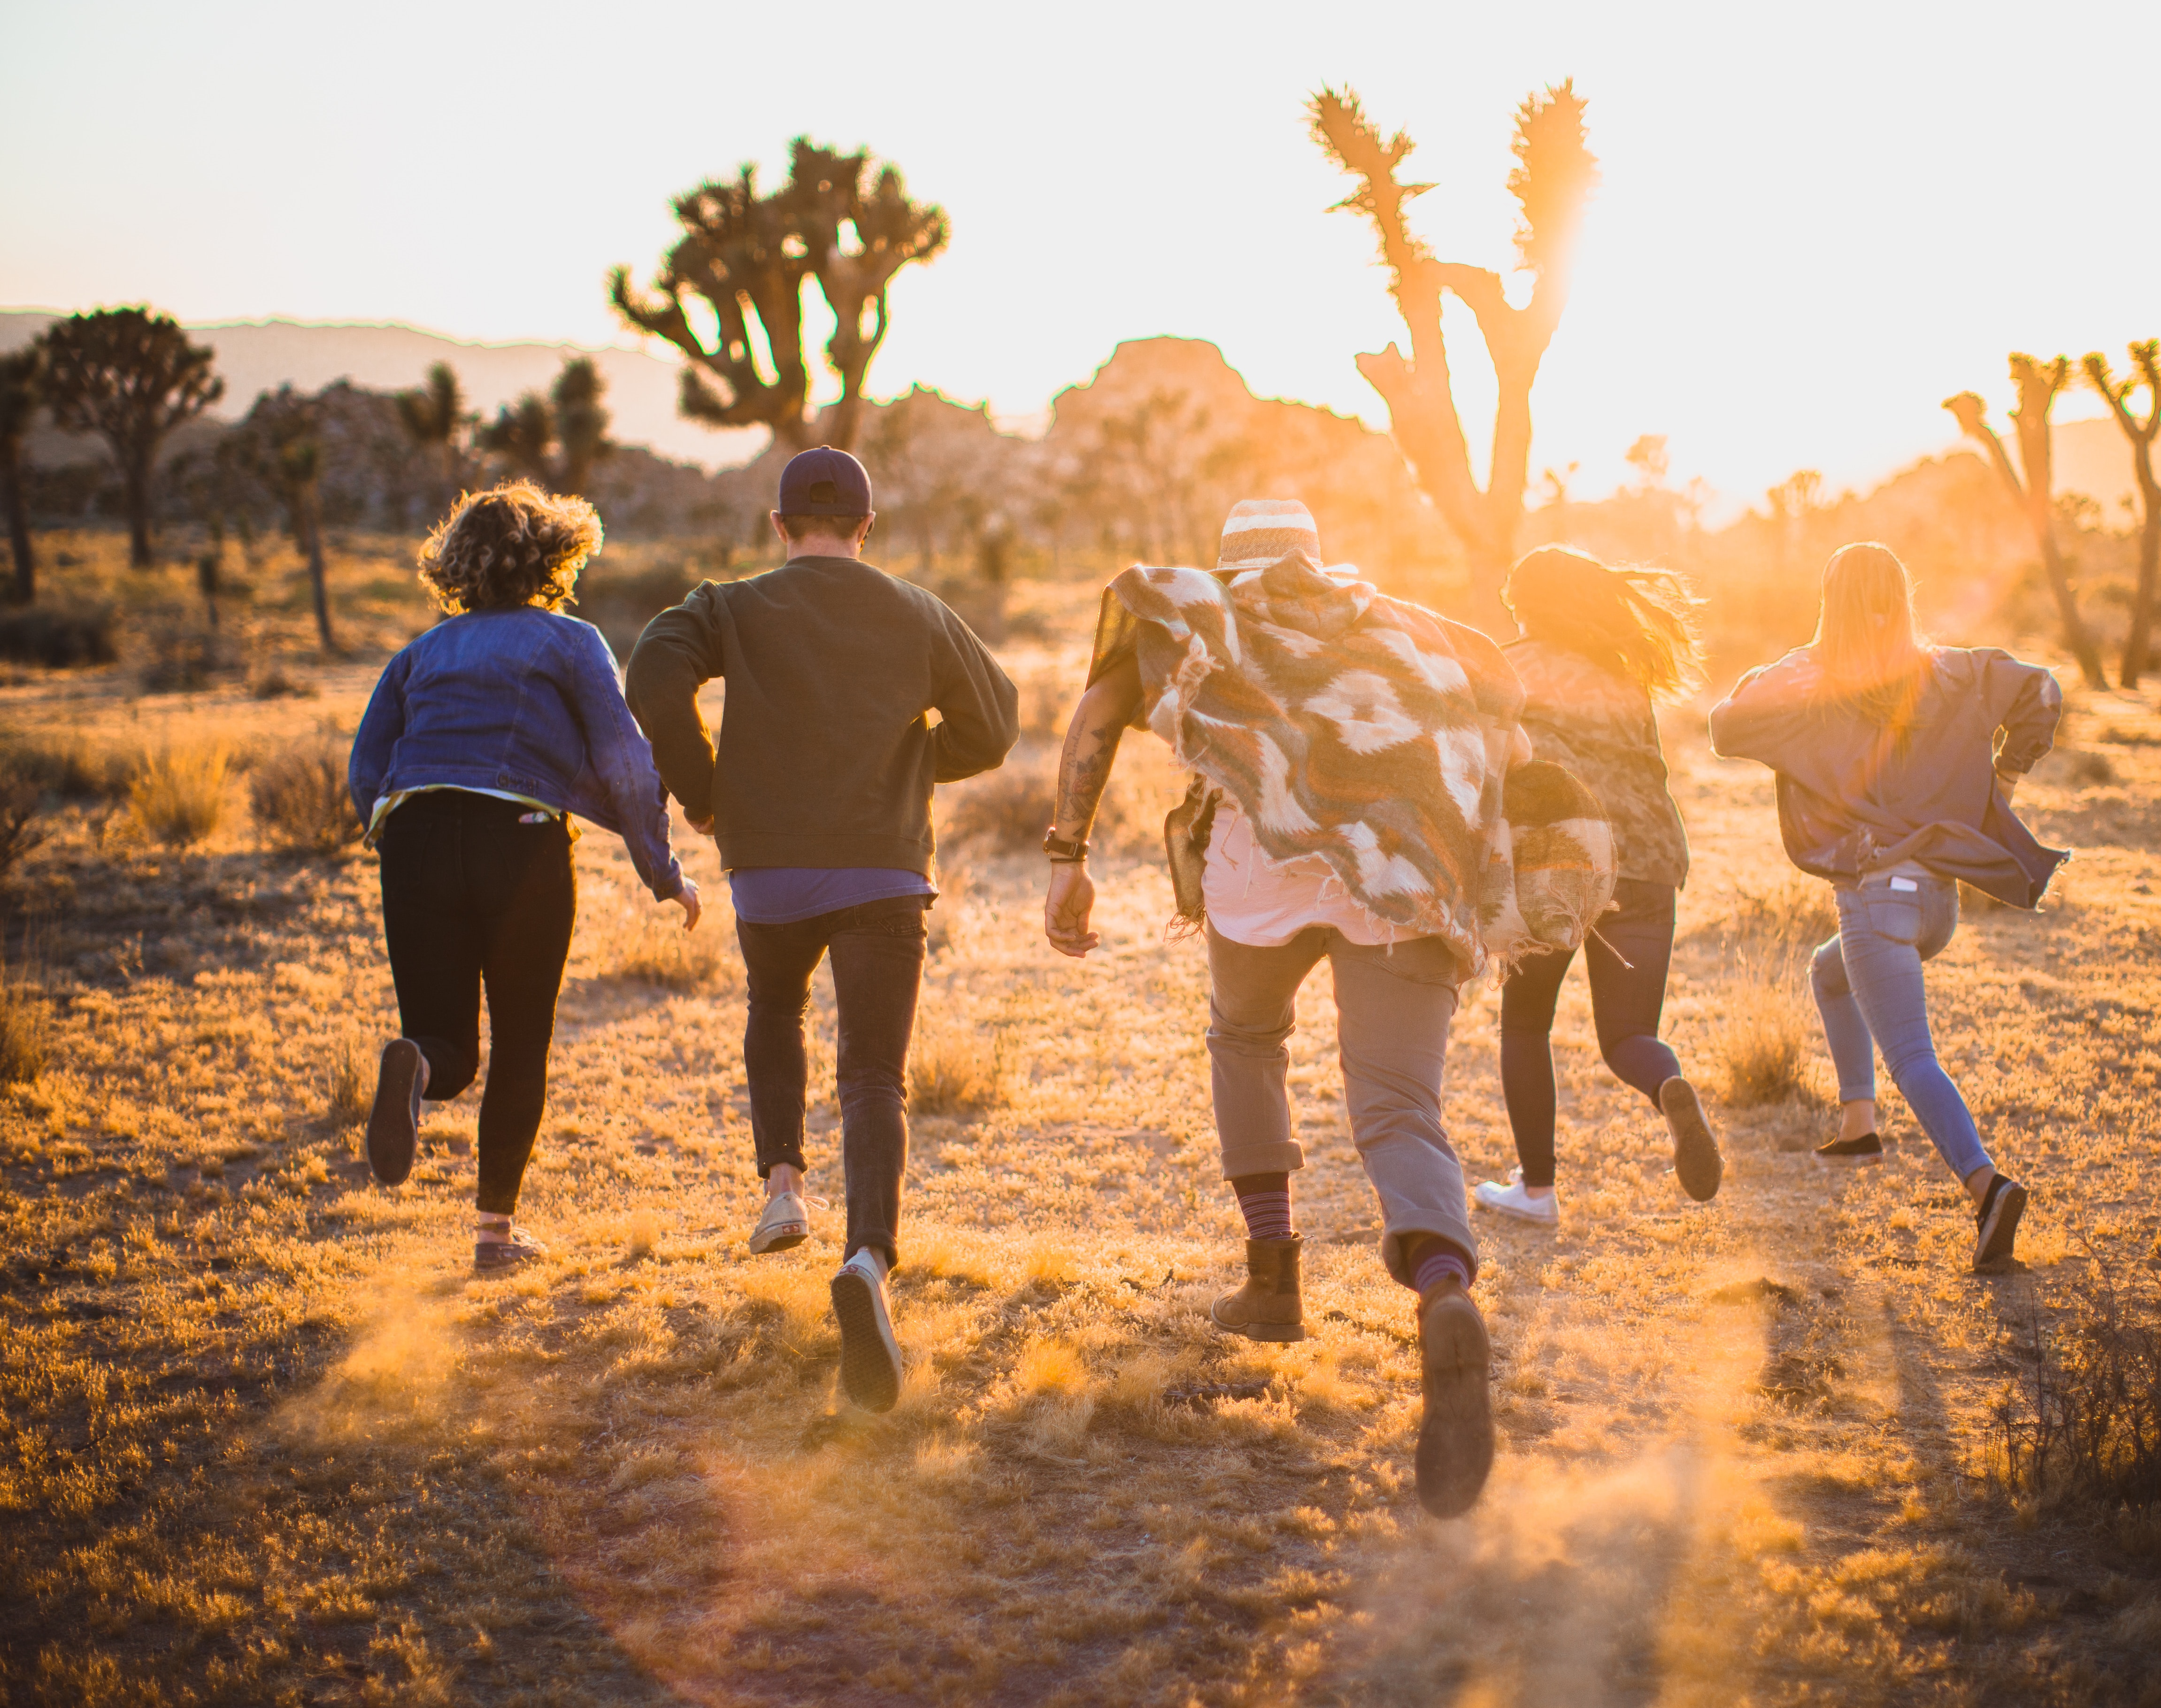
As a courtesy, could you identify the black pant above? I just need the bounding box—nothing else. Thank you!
[737,896,928,1268]
[1499,877,1682,1188]
[377,791,577,1215]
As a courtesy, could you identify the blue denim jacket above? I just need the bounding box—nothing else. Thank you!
[348,607,683,898]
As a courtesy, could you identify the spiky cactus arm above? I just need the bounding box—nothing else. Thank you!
[1310,83,1598,597]
[2085,343,2161,684]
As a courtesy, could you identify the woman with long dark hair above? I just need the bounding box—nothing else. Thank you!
[349,482,698,1270]
[1473,546,1723,1226]
[1711,542,2062,1269]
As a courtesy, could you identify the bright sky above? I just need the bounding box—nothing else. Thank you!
[5,0,2156,514]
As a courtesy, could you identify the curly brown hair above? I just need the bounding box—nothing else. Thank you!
[416,481,603,614]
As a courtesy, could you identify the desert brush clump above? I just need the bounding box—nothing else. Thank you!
[323,1029,371,1123]
[0,770,46,882]
[128,742,231,847]
[1990,1270,2161,1513]
[908,1024,1002,1114]
[1707,968,1815,1106]
[0,964,47,1084]
[248,742,360,853]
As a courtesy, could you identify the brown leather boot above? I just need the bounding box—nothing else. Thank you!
[1210,1237,1307,1342]
[1415,1278,1494,1518]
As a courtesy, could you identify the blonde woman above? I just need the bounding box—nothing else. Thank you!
[349,482,697,1269]
[1711,542,2063,1269]
[1475,546,1723,1227]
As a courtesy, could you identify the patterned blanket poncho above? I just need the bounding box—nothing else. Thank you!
[1092,553,1615,977]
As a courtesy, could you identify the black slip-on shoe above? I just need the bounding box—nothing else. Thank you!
[1661,1077,1723,1201]
[1414,1281,1494,1519]
[473,1228,548,1272]
[365,1039,424,1185]
[1813,1132,1884,1164]
[1974,1176,2028,1269]
[831,1259,903,1414]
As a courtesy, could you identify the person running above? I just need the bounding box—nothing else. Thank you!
[625,446,1018,1413]
[1474,546,1723,1227]
[349,481,698,1271]
[1043,499,1602,1520]
[1710,541,2064,1270]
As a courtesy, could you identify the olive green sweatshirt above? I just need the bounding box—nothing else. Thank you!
[623,556,1020,875]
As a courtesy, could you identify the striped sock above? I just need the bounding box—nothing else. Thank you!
[1411,1245,1473,1296]
[1230,1172,1294,1241]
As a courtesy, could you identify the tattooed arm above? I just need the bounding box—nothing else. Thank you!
[1044,654,1144,958]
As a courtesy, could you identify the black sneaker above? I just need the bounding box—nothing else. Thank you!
[366,1039,425,1185]
[1813,1132,1883,1164]
[1973,1175,2028,1269]
[474,1227,548,1272]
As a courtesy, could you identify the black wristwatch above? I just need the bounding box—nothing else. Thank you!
[1042,828,1090,863]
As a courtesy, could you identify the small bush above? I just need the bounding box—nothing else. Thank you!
[0,972,48,1085]
[0,606,117,668]
[0,733,132,799]
[140,630,226,694]
[130,745,231,847]
[609,913,730,991]
[1710,972,1813,1106]
[910,1027,1002,1115]
[0,772,47,881]
[1990,1271,2161,1513]
[1718,876,1838,964]
[250,745,360,853]
[941,756,1054,854]
[252,664,321,701]
[326,1033,372,1123]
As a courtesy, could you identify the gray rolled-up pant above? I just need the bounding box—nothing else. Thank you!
[1205,923,1478,1286]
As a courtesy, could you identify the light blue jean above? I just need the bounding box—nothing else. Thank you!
[1809,872,1992,1182]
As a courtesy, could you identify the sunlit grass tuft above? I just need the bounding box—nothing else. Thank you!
[908,1025,1001,1115]
[129,743,231,847]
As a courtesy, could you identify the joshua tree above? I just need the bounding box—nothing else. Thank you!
[1311,84,1599,627]
[236,386,334,651]
[36,307,222,568]
[611,138,949,453]
[0,347,40,604]
[2083,341,2161,687]
[1946,356,2105,689]
[476,358,612,496]
[395,361,469,513]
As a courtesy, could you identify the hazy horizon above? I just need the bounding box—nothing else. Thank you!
[7,0,2158,514]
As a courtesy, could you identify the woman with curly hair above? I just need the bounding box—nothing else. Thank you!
[1473,545,1724,1228]
[349,481,698,1270]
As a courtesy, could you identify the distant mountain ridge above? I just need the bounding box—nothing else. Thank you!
[0,311,760,472]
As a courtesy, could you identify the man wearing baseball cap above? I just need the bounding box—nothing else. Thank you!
[626,445,1018,1413]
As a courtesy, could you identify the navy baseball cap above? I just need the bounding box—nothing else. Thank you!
[777,446,873,515]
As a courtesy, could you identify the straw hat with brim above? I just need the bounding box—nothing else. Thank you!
[1218,499,1321,570]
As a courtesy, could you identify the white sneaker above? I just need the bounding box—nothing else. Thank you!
[1473,1170,1560,1227]
[830,1251,903,1413]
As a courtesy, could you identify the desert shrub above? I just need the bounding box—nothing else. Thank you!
[252,664,321,701]
[1990,1272,2161,1513]
[250,744,360,853]
[129,744,231,847]
[910,1026,1002,1115]
[1710,971,1813,1106]
[0,606,117,668]
[941,754,1054,853]
[140,630,225,694]
[609,913,730,991]
[1715,876,1838,965]
[0,732,133,799]
[0,969,48,1085]
[0,771,47,882]
[325,1032,371,1123]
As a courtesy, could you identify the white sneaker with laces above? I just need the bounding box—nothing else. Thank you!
[1472,1169,1560,1227]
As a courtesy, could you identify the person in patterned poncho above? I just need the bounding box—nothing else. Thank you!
[1039,499,1566,1521]
[1472,546,1725,1231]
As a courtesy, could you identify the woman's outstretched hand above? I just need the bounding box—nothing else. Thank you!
[671,877,703,931]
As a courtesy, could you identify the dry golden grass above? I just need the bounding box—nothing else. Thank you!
[2,538,2160,1705]
[127,742,231,847]
[248,741,361,853]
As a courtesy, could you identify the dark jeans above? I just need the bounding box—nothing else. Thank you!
[738,895,928,1267]
[1499,877,1683,1188]
[377,791,577,1215]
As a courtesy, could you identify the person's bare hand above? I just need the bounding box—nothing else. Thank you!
[1044,862,1100,958]
[671,877,702,931]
